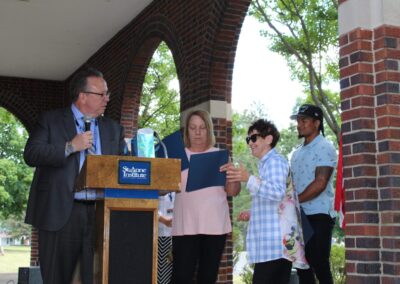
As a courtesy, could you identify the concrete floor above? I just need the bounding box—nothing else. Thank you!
[0,273,17,284]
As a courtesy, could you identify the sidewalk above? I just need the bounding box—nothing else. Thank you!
[0,273,17,284]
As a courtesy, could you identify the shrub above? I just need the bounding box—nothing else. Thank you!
[239,264,254,284]
[331,243,346,284]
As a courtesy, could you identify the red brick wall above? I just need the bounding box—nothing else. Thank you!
[339,24,400,283]
[0,76,64,132]
[80,0,250,121]
[30,228,39,266]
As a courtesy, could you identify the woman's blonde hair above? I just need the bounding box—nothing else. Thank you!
[184,109,216,148]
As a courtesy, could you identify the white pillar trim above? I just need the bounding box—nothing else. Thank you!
[339,0,400,35]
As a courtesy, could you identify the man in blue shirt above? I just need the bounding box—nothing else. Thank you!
[24,68,125,284]
[290,104,337,284]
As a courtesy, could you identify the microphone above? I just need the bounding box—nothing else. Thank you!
[83,115,94,155]
[83,115,92,132]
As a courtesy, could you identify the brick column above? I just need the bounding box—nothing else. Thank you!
[374,24,400,283]
[339,0,400,282]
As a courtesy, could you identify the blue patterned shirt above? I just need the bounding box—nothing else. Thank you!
[71,104,102,200]
[290,135,337,217]
[246,149,289,264]
[71,104,102,169]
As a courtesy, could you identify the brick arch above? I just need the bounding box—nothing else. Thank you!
[119,14,186,137]
[0,78,64,134]
[207,1,251,105]
[207,1,251,151]
[0,89,38,132]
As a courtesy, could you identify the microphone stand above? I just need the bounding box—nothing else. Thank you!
[154,131,168,158]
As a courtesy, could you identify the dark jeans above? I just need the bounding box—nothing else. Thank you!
[172,234,227,284]
[253,258,292,284]
[38,202,95,284]
[297,213,335,284]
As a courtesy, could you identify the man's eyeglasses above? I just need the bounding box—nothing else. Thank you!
[246,134,261,144]
[83,91,111,98]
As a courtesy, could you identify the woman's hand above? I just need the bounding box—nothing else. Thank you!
[220,162,242,196]
[220,162,250,183]
[237,210,251,222]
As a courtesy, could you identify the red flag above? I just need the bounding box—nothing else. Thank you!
[335,134,345,229]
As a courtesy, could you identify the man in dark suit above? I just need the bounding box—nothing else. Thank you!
[24,67,125,284]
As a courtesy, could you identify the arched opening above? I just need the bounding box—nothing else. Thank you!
[137,40,179,284]
[138,41,180,139]
[0,107,33,280]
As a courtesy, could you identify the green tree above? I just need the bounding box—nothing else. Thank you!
[330,243,346,283]
[249,0,341,141]
[0,109,26,164]
[0,108,32,220]
[277,124,299,158]
[139,41,180,138]
[0,216,31,243]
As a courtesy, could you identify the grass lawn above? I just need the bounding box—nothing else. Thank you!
[0,246,30,273]
[233,275,245,284]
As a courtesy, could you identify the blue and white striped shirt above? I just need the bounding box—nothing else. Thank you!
[246,148,289,264]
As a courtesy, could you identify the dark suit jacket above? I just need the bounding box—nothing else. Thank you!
[24,107,125,231]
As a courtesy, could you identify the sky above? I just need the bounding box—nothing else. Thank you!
[232,16,305,130]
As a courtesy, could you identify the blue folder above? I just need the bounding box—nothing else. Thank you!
[156,130,189,171]
[186,150,229,192]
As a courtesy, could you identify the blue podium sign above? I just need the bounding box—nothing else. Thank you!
[118,160,151,185]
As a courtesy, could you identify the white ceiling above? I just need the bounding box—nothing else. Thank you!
[0,0,153,81]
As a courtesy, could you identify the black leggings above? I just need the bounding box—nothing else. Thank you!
[297,214,335,284]
[253,258,292,284]
[172,234,227,284]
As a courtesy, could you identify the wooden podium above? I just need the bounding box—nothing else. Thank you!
[75,155,180,284]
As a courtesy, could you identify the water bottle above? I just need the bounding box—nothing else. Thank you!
[136,128,155,157]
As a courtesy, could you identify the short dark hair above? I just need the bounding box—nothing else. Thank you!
[248,119,280,148]
[69,67,104,102]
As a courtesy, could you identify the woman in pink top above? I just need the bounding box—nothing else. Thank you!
[171,110,241,284]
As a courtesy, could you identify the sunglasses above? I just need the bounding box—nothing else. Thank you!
[245,134,262,144]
